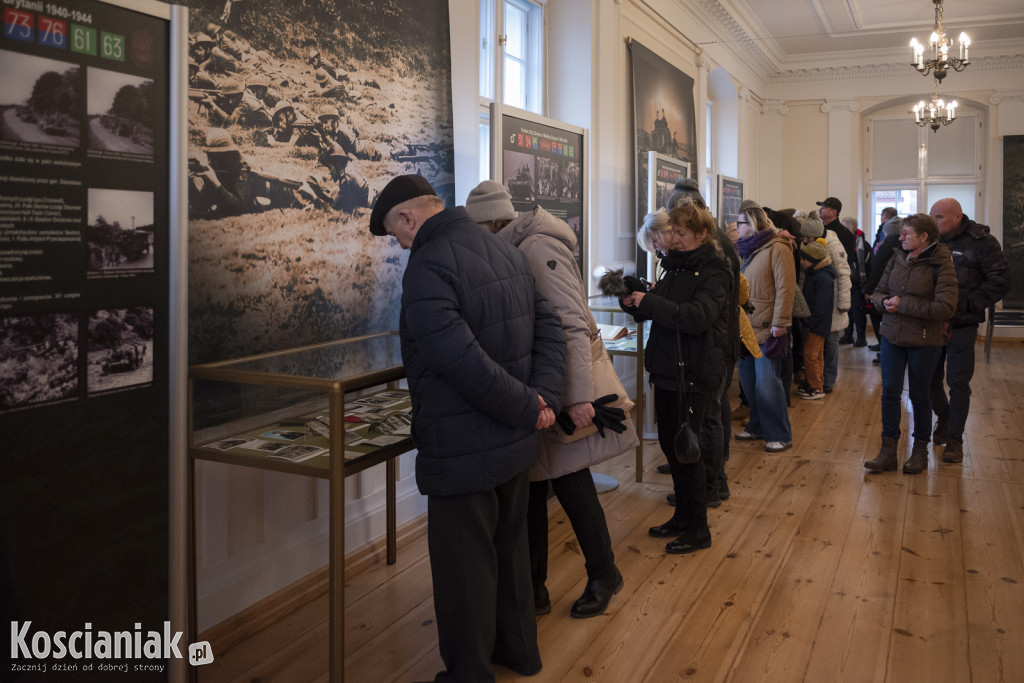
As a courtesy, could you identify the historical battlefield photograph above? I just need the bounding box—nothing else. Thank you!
[86,188,155,272]
[503,149,537,204]
[87,67,156,158]
[0,313,79,413]
[86,307,154,395]
[0,50,81,149]
[186,0,454,366]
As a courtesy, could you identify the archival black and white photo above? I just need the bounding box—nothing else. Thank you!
[86,188,155,272]
[0,50,81,149]
[86,307,154,395]
[207,437,256,451]
[503,150,537,203]
[536,157,562,199]
[0,313,79,413]
[87,67,156,158]
[186,0,454,368]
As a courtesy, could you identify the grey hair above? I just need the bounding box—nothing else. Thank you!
[637,208,671,254]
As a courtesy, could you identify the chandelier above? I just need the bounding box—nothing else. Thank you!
[913,84,957,132]
[909,0,970,83]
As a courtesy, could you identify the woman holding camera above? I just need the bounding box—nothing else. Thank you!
[622,200,730,554]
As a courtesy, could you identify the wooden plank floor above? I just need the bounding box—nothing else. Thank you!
[199,339,1024,683]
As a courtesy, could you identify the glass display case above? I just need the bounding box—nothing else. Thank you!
[188,331,413,682]
[588,296,648,482]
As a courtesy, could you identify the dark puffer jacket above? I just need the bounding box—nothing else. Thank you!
[872,241,958,347]
[938,216,1011,327]
[400,207,566,496]
[626,243,731,393]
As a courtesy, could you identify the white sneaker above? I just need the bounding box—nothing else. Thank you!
[735,431,762,441]
[801,389,825,400]
[764,441,793,452]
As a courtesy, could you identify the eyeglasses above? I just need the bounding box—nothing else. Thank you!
[900,230,916,237]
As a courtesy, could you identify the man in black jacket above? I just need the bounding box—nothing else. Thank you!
[928,198,1011,463]
[818,197,859,348]
[370,174,566,681]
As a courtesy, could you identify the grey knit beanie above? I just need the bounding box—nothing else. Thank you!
[739,198,761,212]
[666,177,706,210]
[465,180,516,223]
[882,216,902,236]
[800,214,825,239]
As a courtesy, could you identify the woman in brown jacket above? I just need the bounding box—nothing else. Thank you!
[865,213,957,474]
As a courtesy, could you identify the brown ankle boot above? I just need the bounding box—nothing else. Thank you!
[865,437,899,472]
[942,438,964,463]
[903,440,929,474]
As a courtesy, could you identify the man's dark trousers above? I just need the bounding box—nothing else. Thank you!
[428,469,541,681]
[930,324,978,442]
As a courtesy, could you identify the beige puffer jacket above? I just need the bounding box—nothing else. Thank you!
[497,207,639,480]
[741,231,797,345]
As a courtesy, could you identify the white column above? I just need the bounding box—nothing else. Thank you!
[760,100,788,205]
[821,99,860,209]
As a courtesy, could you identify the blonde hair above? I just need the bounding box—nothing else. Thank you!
[740,206,775,232]
[637,208,671,254]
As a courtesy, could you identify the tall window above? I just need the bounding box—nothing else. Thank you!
[478,0,544,180]
[867,110,981,240]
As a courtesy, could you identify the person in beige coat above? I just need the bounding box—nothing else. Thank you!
[465,181,639,619]
[734,206,796,451]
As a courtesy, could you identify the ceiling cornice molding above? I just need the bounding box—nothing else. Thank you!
[821,99,860,114]
[694,0,776,81]
[762,100,789,115]
[768,54,1024,86]
[990,90,1024,104]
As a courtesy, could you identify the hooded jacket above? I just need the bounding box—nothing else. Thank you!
[938,215,1011,327]
[400,207,566,496]
[872,241,958,348]
[823,229,852,332]
[627,242,731,393]
[496,206,639,480]
[739,231,797,345]
[801,257,837,338]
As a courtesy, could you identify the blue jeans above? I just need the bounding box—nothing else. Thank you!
[738,349,792,443]
[823,330,839,392]
[930,324,977,442]
[880,338,942,441]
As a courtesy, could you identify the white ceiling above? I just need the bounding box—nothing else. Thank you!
[712,0,1024,74]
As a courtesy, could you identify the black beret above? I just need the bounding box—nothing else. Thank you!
[369,174,437,236]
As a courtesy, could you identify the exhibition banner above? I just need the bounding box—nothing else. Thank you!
[492,103,587,280]
[629,38,696,278]
[0,0,171,678]
[717,174,744,229]
[184,0,454,367]
[1002,135,1024,309]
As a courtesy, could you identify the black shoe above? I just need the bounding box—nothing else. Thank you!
[853,338,867,348]
[868,343,880,351]
[872,353,881,365]
[705,487,722,508]
[534,585,551,615]
[655,463,671,475]
[570,568,623,619]
[666,528,712,554]
[649,518,689,538]
[718,480,731,499]
[666,493,676,506]
[838,335,854,345]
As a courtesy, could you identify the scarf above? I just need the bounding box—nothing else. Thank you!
[736,228,776,261]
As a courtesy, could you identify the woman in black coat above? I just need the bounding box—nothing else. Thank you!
[621,199,731,554]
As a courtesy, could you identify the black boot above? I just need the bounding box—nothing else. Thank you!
[865,437,899,472]
[942,438,964,463]
[903,440,929,474]
[649,518,689,538]
[534,584,551,615]
[570,567,623,619]
[666,526,712,554]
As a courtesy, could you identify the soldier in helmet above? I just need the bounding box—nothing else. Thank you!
[307,47,339,81]
[188,128,257,217]
[246,75,279,109]
[320,143,369,212]
[190,33,216,63]
[193,80,244,126]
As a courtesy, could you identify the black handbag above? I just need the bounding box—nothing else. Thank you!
[673,324,701,464]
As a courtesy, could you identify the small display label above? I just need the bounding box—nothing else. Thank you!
[4,8,35,42]
[39,16,67,49]
[100,30,124,61]
[70,23,96,55]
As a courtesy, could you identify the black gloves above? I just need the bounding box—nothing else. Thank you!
[556,394,627,438]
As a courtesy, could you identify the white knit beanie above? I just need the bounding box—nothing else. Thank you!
[465,180,516,223]
[800,214,825,239]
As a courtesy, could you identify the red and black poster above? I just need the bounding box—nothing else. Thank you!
[1,0,171,678]
[493,104,587,280]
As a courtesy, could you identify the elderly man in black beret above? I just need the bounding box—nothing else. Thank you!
[370,174,566,681]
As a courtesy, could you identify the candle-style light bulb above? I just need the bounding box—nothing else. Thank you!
[959,33,970,62]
